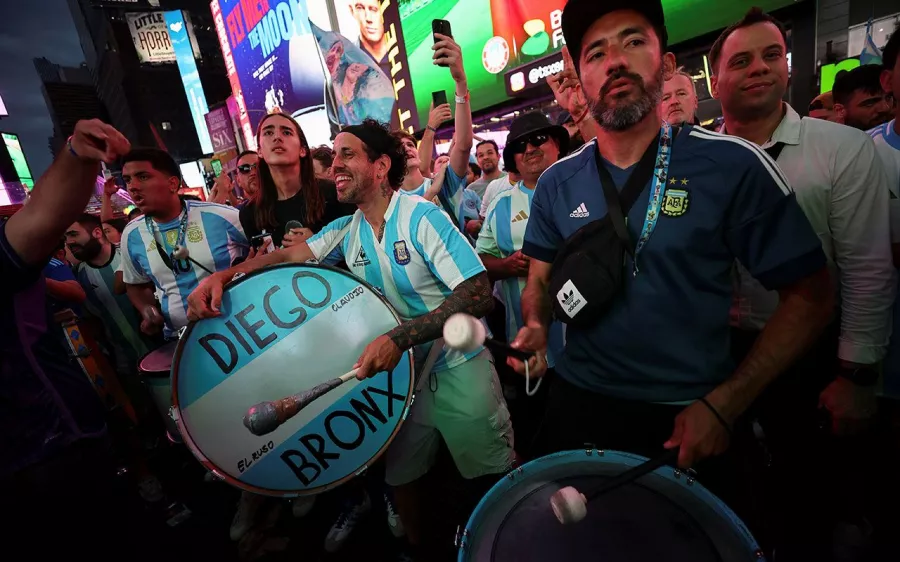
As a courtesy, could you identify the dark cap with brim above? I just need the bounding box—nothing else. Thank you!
[562,0,667,73]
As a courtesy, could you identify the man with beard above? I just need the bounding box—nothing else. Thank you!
[833,64,893,131]
[468,140,506,200]
[711,10,894,557]
[235,150,259,205]
[508,0,832,518]
[661,67,699,125]
[66,213,151,376]
[188,119,513,559]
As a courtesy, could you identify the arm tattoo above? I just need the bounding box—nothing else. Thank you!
[387,272,494,350]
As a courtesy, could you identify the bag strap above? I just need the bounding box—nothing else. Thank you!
[594,128,665,256]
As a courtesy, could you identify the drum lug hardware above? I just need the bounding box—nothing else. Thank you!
[685,468,697,486]
[402,397,414,420]
[177,326,187,339]
[454,526,469,548]
[355,465,368,476]
[169,406,180,422]
[753,549,765,559]
[583,444,600,456]
[673,468,682,480]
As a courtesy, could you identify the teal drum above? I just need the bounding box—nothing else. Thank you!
[458,449,766,562]
[171,264,414,497]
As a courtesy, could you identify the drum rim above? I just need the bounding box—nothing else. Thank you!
[457,449,764,561]
[138,340,179,377]
[171,262,415,497]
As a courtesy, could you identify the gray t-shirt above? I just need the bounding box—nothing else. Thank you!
[467,173,505,200]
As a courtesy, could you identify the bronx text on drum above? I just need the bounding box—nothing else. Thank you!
[172,263,414,497]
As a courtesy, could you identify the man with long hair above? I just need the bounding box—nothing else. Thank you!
[239,113,354,249]
[188,119,513,559]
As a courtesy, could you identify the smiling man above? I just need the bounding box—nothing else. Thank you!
[188,119,512,556]
[711,8,894,558]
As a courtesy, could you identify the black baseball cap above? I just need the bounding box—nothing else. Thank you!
[562,0,668,73]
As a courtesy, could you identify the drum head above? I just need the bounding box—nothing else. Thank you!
[172,264,414,497]
[459,450,764,562]
[139,341,179,375]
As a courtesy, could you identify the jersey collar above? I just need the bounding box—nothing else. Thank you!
[885,119,900,151]
[718,102,801,148]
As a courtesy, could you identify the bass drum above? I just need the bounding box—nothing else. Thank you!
[458,449,766,562]
[171,264,414,497]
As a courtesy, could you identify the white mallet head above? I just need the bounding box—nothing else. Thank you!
[443,313,486,353]
[173,245,190,260]
[550,486,587,524]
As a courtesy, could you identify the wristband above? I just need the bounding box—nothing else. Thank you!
[455,90,470,104]
[697,397,733,436]
[67,135,79,159]
[426,125,437,133]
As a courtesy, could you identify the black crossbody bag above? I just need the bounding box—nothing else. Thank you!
[549,129,673,327]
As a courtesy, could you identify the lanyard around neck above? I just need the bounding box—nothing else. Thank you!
[631,122,674,274]
[145,202,188,270]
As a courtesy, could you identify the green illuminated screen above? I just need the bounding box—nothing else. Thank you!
[1,133,35,189]
[400,0,797,124]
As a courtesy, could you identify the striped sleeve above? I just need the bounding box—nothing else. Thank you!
[414,203,485,290]
[121,226,151,285]
[475,196,503,259]
[306,216,353,264]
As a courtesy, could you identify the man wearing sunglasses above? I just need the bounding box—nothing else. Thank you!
[235,150,259,204]
[476,112,568,454]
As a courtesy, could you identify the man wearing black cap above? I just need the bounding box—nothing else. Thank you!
[188,119,514,555]
[508,0,832,487]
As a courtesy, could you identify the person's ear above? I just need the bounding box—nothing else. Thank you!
[662,52,676,81]
[710,74,719,99]
[93,226,104,240]
[833,103,847,124]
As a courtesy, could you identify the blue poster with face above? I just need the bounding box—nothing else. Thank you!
[213,0,327,136]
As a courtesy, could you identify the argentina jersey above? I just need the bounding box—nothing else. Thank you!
[121,200,248,332]
[477,182,564,367]
[868,120,900,242]
[307,191,486,371]
[74,247,149,371]
[401,166,468,232]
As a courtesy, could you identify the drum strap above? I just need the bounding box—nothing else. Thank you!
[415,337,445,393]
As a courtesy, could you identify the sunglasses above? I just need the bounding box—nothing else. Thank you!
[237,163,258,174]
[511,133,550,154]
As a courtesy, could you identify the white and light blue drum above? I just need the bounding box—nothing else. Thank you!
[458,450,766,562]
[171,264,414,497]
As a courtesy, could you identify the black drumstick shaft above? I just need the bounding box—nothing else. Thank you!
[585,449,679,502]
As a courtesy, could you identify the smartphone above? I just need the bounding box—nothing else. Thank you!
[432,19,452,66]
[250,233,269,249]
[432,90,448,108]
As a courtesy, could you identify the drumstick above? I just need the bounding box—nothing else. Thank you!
[243,369,360,436]
[443,313,533,360]
[173,245,214,275]
[551,448,680,525]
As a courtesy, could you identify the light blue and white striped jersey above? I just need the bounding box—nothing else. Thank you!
[477,181,565,367]
[869,120,900,242]
[307,191,486,371]
[74,246,150,373]
[400,166,468,232]
[120,201,248,332]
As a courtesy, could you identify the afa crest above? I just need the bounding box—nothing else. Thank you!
[393,240,411,265]
[187,225,203,243]
[165,229,179,246]
[662,189,689,217]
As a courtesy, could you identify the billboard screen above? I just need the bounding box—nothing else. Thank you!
[2,133,34,189]
[205,105,238,153]
[165,10,214,154]
[398,0,798,126]
[210,0,419,148]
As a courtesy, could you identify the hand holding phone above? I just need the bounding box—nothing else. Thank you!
[432,19,453,67]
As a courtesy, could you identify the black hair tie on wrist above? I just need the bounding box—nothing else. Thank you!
[698,397,733,436]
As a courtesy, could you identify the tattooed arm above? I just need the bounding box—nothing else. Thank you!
[388,272,493,349]
[352,272,494,379]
